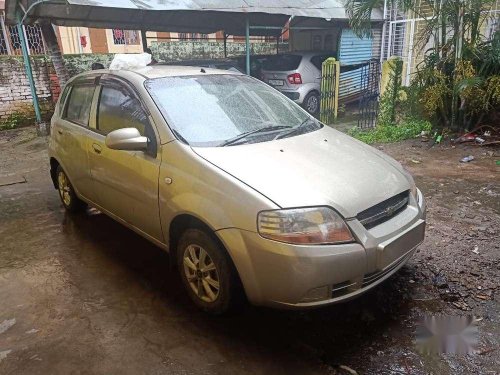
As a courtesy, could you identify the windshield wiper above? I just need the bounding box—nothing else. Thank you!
[274,117,318,140]
[220,125,292,146]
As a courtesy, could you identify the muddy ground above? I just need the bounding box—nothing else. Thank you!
[0,127,498,375]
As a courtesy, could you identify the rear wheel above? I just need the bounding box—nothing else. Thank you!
[56,166,86,212]
[303,91,320,115]
[177,228,240,314]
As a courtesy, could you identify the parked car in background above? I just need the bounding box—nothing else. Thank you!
[234,54,274,78]
[261,52,336,115]
[49,65,426,314]
[163,59,245,73]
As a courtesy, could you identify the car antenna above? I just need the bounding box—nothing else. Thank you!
[200,68,206,73]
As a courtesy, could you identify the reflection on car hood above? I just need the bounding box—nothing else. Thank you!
[193,126,410,218]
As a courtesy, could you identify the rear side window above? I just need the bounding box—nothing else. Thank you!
[64,85,95,126]
[262,54,302,71]
[97,85,148,136]
[310,55,332,70]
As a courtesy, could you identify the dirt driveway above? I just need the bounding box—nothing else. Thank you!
[0,127,498,375]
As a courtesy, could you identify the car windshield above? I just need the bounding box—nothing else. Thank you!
[145,74,321,147]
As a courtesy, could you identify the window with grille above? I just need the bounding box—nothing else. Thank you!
[0,25,8,54]
[0,16,46,56]
[112,29,140,45]
[8,25,22,52]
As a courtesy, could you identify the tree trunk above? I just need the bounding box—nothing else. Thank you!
[41,23,69,87]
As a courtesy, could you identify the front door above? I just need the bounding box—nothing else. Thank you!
[87,78,163,242]
[55,81,97,200]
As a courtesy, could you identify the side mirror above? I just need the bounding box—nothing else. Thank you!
[105,128,148,151]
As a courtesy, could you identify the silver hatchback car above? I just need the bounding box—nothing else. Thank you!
[261,52,335,115]
[49,66,426,314]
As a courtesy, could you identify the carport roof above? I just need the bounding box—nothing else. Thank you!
[5,1,382,35]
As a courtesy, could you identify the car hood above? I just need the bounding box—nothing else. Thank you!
[192,126,410,218]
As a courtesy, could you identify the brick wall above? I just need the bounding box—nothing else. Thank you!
[0,54,113,124]
[0,56,54,122]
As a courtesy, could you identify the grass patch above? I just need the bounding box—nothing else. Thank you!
[0,112,34,131]
[348,120,432,144]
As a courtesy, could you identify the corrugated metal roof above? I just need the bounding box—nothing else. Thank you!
[5,0,382,35]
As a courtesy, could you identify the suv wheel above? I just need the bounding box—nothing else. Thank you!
[304,92,320,115]
[177,228,240,314]
[56,166,86,212]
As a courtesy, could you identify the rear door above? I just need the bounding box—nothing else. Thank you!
[54,78,97,200]
[86,76,163,241]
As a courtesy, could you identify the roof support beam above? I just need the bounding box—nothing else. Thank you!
[141,30,148,52]
[16,7,42,124]
[223,31,227,58]
[245,15,250,75]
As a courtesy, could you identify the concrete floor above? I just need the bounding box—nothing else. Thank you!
[0,128,498,375]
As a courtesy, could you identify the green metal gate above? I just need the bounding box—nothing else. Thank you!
[320,58,340,125]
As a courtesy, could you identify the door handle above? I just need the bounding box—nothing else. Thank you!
[92,143,102,154]
[57,129,63,135]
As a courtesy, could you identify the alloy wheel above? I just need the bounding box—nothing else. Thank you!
[306,95,319,113]
[183,244,220,303]
[57,171,72,207]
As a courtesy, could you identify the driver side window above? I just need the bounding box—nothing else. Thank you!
[97,85,148,136]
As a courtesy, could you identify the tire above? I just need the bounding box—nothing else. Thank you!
[177,228,240,314]
[303,91,320,115]
[56,165,86,212]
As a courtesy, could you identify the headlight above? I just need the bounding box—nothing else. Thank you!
[257,207,354,245]
[402,168,418,201]
[410,183,418,202]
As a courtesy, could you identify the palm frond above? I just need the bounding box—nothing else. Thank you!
[345,0,384,38]
[454,76,484,94]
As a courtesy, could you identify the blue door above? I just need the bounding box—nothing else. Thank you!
[338,29,373,103]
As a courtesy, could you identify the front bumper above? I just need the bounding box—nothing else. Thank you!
[217,189,426,309]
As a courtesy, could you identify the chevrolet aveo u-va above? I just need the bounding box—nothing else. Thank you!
[48,66,426,314]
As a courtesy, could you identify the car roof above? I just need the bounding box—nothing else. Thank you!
[163,58,238,65]
[129,65,242,78]
[70,65,242,83]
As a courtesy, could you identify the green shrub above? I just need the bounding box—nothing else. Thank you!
[349,119,432,144]
[0,112,32,130]
[378,58,404,126]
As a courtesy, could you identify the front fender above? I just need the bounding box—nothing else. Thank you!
[158,141,279,249]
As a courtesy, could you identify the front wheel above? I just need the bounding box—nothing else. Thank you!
[56,166,86,212]
[177,228,241,314]
[303,91,320,115]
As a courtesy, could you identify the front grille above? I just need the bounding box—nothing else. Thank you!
[357,191,410,229]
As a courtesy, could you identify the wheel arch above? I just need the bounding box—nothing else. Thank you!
[168,213,246,298]
[49,157,60,189]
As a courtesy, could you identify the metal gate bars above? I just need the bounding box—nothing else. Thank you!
[358,59,380,129]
